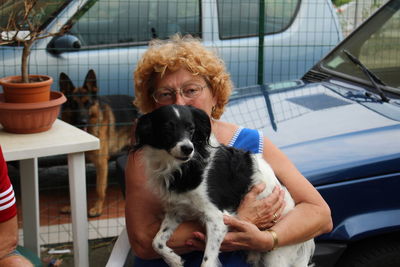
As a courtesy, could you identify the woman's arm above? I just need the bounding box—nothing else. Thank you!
[125,151,205,259]
[262,137,332,243]
[0,216,18,260]
[221,136,332,251]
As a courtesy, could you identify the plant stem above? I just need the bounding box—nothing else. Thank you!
[21,41,32,83]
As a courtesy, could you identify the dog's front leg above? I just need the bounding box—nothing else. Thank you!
[89,153,108,217]
[201,211,227,267]
[153,212,184,267]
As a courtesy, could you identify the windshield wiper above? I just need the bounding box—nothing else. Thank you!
[343,49,390,102]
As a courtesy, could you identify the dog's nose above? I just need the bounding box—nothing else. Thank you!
[77,118,88,126]
[180,144,194,156]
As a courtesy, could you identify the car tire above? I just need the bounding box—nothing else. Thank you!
[336,237,400,267]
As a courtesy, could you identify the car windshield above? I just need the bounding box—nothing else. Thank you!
[0,0,67,30]
[321,0,400,95]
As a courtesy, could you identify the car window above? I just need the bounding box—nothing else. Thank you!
[322,1,400,91]
[0,0,68,30]
[217,0,299,39]
[68,0,201,48]
[358,10,400,71]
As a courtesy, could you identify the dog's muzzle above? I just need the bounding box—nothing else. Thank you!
[170,140,194,162]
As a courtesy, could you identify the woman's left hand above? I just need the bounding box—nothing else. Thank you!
[237,184,285,230]
[220,215,270,252]
[186,215,271,252]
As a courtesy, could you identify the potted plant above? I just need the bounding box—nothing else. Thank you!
[0,0,68,133]
[0,0,68,103]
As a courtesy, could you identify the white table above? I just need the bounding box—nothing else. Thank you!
[1,119,99,267]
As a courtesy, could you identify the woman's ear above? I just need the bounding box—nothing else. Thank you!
[133,113,152,150]
[189,106,211,145]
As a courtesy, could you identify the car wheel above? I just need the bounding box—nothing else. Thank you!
[336,238,400,267]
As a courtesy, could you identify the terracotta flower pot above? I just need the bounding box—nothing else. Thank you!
[0,75,53,103]
[0,91,66,134]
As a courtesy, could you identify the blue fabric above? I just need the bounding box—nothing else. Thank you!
[133,127,262,267]
[228,128,263,154]
[6,249,21,257]
[134,251,250,267]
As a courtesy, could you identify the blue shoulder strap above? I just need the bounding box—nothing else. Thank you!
[228,127,263,154]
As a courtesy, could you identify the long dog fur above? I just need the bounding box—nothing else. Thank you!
[134,104,314,267]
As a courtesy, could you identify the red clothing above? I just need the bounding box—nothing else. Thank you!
[0,146,17,222]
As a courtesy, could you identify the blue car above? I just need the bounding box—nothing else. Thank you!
[222,0,400,266]
[0,0,342,94]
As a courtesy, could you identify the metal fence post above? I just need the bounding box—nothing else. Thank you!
[258,0,265,85]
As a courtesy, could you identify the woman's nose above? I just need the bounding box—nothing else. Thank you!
[174,93,186,105]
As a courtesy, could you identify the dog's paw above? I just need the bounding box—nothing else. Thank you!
[60,205,71,214]
[88,200,104,218]
[88,206,102,218]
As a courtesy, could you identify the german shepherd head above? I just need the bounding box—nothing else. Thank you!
[60,69,105,131]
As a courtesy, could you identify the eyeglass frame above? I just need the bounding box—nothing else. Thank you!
[151,83,209,104]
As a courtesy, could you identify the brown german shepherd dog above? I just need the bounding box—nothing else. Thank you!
[59,69,138,217]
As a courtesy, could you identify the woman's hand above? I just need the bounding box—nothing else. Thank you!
[237,184,286,229]
[222,215,273,252]
[185,215,273,252]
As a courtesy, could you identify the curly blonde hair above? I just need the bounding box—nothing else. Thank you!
[134,34,233,119]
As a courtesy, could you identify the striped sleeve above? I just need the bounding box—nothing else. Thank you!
[0,146,17,222]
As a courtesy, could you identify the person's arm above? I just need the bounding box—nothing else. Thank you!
[261,137,332,243]
[125,151,205,259]
[220,137,332,251]
[0,216,18,260]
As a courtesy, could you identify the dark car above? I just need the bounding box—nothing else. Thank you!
[222,0,400,266]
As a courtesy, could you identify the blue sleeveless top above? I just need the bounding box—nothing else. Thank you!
[134,128,263,267]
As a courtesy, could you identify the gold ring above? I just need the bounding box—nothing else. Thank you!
[271,213,278,224]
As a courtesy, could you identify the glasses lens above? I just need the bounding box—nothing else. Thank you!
[182,84,203,98]
[153,88,175,104]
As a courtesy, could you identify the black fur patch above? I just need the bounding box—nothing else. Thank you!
[206,146,254,211]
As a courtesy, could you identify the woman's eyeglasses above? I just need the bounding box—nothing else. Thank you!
[152,84,207,105]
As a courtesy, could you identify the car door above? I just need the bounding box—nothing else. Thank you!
[30,0,202,96]
[203,0,342,87]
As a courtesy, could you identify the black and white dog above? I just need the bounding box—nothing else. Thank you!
[134,104,315,267]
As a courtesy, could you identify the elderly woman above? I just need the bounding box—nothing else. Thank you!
[125,34,332,266]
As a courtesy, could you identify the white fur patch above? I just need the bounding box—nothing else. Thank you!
[172,106,180,118]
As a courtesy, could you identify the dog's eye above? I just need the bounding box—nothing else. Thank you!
[163,121,176,131]
[186,124,195,134]
[70,101,78,109]
[84,100,91,108]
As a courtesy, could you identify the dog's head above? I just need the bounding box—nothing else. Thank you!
[59,69,99,130]
[134,105,211,162]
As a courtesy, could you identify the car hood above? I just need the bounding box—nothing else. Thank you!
[222,80,400,186]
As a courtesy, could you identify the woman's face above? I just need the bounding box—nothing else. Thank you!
[153,68,217,117]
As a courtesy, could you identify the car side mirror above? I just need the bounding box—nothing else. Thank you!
[47,34,81,54]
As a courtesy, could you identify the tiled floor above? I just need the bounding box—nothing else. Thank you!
[15,182,126,246]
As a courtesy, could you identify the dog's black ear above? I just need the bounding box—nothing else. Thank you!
[189,106,211,145]
[133,113,153,150]
[59,72,75,96]
[83,69,98,95]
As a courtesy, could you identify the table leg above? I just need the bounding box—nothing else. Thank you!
[20,158,40,256]
[68,152,89,267]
